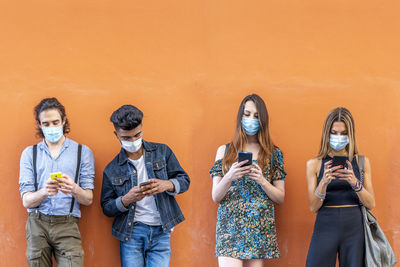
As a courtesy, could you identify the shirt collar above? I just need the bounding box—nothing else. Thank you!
[37,136,70,153]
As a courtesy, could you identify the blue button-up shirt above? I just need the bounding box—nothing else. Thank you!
[19,137,95,218]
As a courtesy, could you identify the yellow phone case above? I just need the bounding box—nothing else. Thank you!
[50,172,63,180]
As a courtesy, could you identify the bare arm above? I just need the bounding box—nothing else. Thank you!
[306,159,340,213]
[261,180,285,204]
[22,178,59,208]
[247,163,285,204]
[23,189,48,209]
[72,188,93,206]
[335,157,375,210]
[357,157,375,209]
[211,145,251,203]
[58,174,93,206]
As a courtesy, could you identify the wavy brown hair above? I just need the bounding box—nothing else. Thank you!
[34,97,70,138]
[317,107,358,161]
[222,94,275,174]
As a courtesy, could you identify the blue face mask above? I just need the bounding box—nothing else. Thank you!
[329,134,349,151]
[42,126,64,143]
[241,117,260,136]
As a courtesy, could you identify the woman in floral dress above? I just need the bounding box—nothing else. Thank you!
[209,94,286,267]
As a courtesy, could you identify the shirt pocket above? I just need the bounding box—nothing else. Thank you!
[111,175,131,195]
[153,160,167,180]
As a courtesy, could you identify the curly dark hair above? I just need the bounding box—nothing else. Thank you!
[34,97,70,138]
[110,105,143,130]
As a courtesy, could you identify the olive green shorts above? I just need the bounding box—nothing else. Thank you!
[25,212,84,267]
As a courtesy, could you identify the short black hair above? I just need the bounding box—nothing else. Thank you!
[110,105,143,131]
[34,97,70,138]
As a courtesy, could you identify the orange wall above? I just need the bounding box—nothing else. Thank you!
[1,1,399,266]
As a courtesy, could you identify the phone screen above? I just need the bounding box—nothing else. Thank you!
[139,181,152,187]
[238,152,252,166]
[332,155,348,169]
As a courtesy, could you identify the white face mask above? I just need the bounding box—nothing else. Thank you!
[121,138,142,153]
[329,134,349,151]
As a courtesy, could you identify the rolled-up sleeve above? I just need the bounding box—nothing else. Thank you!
[78,145,95,190]
[19,146,35,198]
[165,178,180,196]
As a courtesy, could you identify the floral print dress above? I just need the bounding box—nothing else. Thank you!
[209,147,286,259]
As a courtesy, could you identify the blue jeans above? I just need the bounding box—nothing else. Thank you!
[120,222,171,267]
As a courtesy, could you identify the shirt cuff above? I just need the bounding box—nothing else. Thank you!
[165,179,180,196]
[19,184,35,199]
[79,182,94,190]
[116,196,129,212]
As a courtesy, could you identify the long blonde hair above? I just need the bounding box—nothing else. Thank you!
[222,94,275,174]
[317,107,358,161]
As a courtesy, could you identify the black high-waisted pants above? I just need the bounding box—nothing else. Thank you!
[306,206,364,267]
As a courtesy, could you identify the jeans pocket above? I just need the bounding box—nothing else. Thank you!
[26,251,41,267]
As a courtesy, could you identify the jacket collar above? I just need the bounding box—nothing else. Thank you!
[117,140,156,165]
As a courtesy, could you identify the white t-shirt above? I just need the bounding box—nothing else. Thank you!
[128,156,162,226]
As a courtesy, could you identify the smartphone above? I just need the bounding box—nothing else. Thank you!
[332,155,348,169]
[50,172,63,180]
[238,152,253,166]
[139,181,153,187]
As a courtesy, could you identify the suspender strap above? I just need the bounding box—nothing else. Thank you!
[32,145,39,210]
[33,145,38,191]
[70,144,82,214]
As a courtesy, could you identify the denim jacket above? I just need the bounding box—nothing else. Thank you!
[100,140,190,241]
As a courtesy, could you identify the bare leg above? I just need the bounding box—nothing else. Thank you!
[244,259,264,267]
[218,256,243,267]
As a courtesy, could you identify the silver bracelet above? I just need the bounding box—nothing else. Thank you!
[314,188,326,201]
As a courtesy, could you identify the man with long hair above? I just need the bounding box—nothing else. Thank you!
[19,97,95,266]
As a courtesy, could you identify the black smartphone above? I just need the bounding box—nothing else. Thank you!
[238,152,253,166]
[332,155,348,169]
[139,181,152,187]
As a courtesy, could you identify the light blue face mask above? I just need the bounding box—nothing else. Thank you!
[42,126,64,143]
[241,117,260,136]
[329,134,349,151]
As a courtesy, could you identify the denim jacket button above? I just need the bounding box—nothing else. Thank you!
[125,237,129,241]
[128,222,131,226]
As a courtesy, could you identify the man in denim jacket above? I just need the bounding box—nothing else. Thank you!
[100,105,190,267]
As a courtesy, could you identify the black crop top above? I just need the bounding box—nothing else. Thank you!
[317,156,361,206]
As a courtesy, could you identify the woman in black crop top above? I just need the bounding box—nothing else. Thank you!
[305,107,375,267]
